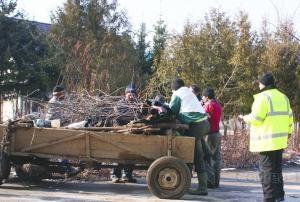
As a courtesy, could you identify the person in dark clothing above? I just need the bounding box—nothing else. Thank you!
[202,87,223,188]
[169,78,210,195]
[45,86,66,123]
[190,84,202,101]
[46,86,80,176]
[111,83,140,183]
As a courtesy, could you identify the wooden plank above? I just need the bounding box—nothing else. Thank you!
[172,136,195,163]
[10,152,152,165]
[89,134,165,160]
[21,133,85,152]
[14,128,77,151]
[33,138,85,156]
[67,123,189,131]
[89,132,158,160]
[2,125,195,163]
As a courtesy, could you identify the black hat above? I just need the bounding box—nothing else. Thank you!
[258,72,275,86]
[154,95,165,103]
[53,86,64,93]
[202,87,215,99]
[190,84,200,94]
[171,78,185,90]
[125,83,137,94]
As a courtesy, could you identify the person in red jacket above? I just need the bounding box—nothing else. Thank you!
[202,87,222,188]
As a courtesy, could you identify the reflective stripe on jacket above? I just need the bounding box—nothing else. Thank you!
[244,88,293,152]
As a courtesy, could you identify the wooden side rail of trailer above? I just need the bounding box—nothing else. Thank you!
[0,123,195,199]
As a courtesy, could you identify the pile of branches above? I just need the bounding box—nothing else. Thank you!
[24,91,189,135]
[221,126,300,168]
[221,130,259,168]
[68,121,188,135]
[29,90,144,125]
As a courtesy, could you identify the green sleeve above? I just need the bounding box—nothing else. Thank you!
[169,94,181,115]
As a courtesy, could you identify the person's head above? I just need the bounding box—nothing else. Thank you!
[202,87,215,103]
[190,84,202,101]
[52,85,65,100]
[257,72,275,90]
[125,83,138,101]
[151,95,166,106]
[154,95,165,104]
[171,78,185,91]
[190,84,200,95]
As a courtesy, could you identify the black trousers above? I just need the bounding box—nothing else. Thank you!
[259,149,284,202]
[112,165,134,178]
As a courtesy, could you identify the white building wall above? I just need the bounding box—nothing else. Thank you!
[2,100,16,121]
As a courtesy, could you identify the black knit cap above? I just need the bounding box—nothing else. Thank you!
[171,78,185,90]
[154,95,165,103]
[53,85,64,93]
[190,84,200,94]
[258,72,275,87]
[202,87,215,99]
[125,83,137,94]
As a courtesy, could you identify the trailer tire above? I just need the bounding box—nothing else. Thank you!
[146,156,191,199]
[15,164,47,182]
[0,153,11,184]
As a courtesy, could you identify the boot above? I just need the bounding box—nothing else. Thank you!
[206,163,216,188]
[189,172,208,195]
[214,170,220,188]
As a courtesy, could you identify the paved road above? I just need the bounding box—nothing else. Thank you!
[0,167,299,202]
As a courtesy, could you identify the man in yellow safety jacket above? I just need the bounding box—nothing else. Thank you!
[239,72,293,202]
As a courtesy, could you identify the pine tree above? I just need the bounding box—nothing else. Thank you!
[50,0,138,93]
[152,18,168,72]
[258,20,300,115]
[0,0,58,98]
[135,23,151,87]
[229,11,258,113]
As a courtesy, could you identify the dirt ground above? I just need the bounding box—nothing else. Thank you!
[0,167,299,202]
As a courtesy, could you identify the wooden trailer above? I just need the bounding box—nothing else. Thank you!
[0,121,194,199]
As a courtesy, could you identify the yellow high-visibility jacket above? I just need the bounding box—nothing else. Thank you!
[244,88,294,152]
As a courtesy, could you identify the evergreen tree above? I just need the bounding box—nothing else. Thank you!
[135,22,151,87]
[50,0,138,93]
[152,18,168,72]
[147,9,238,110]
[229,11,258,113]
[147,8,300,117]
[258,21,300,116]
[0,0,58,98]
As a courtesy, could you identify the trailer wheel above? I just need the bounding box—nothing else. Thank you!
[15,164,48,182]
[146,156,191,199]
[0,153,11,184]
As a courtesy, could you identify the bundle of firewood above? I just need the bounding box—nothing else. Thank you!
[67,120,189,135]
[23,91,188,135]
[24,91,143,125]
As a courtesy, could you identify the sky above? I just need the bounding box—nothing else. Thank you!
[16,0,300,36]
